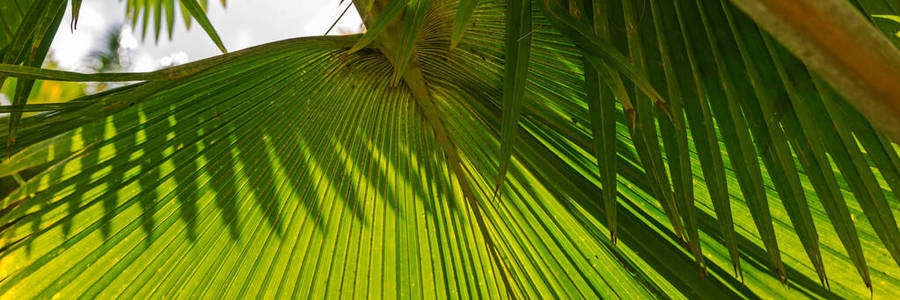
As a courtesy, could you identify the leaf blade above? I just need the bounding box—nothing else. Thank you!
[179,0,227,53]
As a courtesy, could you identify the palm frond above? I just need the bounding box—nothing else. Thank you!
[0,0,66,153]
[1,0,900,298]
[495,0,532,196]
[123,0,226,44]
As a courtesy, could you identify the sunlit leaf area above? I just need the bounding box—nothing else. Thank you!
[2,0,900,298]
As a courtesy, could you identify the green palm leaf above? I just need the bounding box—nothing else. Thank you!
[2,0,900,298]
[124,0,226,45]
[0,0,66,154]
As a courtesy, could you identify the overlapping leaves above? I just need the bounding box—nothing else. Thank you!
[1,0,899,298]
[0,0,66,155]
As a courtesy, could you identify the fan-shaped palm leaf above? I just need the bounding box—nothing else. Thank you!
[1,0,900,298]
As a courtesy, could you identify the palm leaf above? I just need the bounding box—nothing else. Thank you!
[123,0,226,44]
[1,0,900,298]
[178,0,228,53]
[0,0,66,154]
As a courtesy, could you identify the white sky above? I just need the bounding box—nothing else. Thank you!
[50,0,364,72]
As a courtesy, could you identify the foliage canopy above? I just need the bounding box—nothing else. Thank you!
[1,0,900,298]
